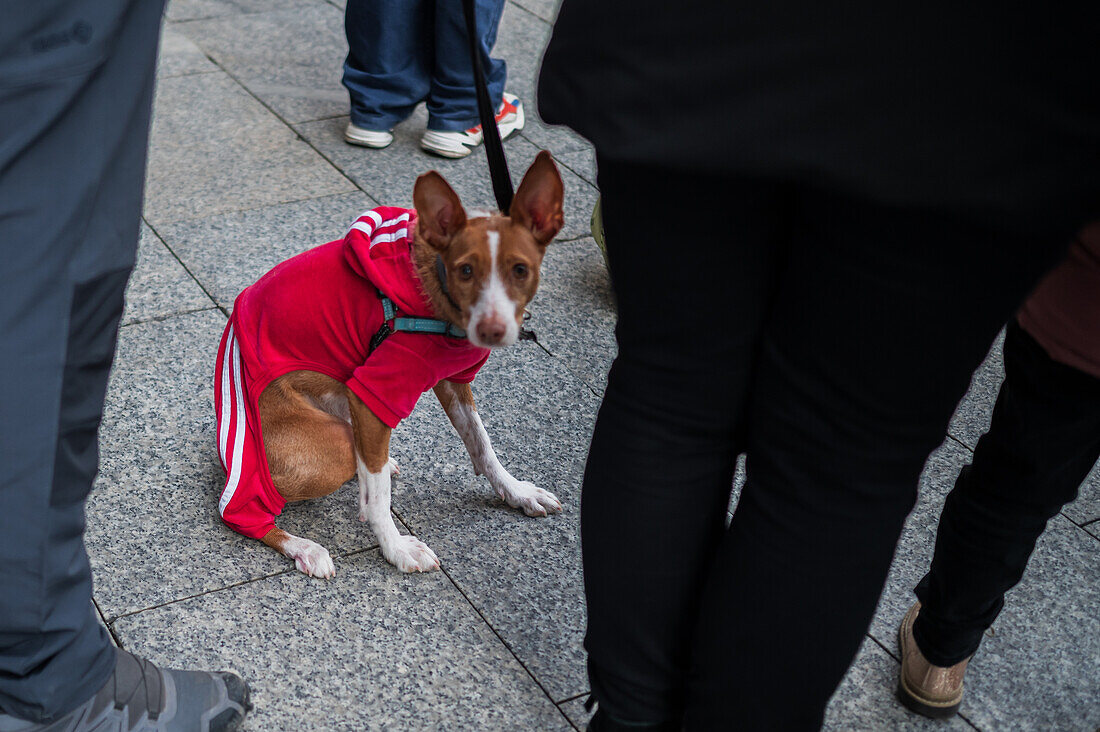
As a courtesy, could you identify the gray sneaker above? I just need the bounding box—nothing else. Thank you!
[0,649,251,731]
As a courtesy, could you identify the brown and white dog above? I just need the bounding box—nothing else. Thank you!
[216,152,565,578]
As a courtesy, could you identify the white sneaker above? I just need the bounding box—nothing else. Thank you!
[345,122,394,149]
[420,92,524,159]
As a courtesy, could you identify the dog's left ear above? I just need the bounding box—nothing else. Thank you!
[510,150,564,247]
[414,171,468,251]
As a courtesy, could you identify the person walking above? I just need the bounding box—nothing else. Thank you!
[898,224,1100,719]
[0,2,251,729]
[342,0,524,158]
[537,2,1100,728]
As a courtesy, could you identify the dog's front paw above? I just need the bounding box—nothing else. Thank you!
[382,534,440,573]
[499,480,563,517]
[292,540,336,579]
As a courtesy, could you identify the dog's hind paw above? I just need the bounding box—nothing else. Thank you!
[382,534,440,573]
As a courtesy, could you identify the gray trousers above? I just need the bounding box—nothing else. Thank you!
[0,0,165,722]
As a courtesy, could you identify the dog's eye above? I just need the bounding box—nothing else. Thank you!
[513,263,528,278]
[459,264,473,279]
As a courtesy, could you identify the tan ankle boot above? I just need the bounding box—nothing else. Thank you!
[897,602,970,718]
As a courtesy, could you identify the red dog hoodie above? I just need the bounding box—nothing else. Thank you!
[213,207,490,538]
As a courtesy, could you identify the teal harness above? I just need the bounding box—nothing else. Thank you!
[369,293,467,353]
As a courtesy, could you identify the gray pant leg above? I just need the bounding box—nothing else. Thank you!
[0,0,165,721]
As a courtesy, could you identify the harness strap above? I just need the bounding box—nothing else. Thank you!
[369,294,467,354]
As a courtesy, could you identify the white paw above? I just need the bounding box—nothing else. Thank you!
[382,534,440,573]
[292,541,335,579]
[499,480,563,517]
[387,458,400,479]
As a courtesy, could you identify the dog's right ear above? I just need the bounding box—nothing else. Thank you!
[414,172,467,251]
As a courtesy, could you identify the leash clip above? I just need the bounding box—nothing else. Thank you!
[518,309,537,342]
[369,322,392,353]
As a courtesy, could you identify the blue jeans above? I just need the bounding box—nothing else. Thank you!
[343,0,507,132]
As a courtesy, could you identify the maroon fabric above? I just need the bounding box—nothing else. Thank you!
[1017,223,1100,379]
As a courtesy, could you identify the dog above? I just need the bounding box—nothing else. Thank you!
[213,151,565,577]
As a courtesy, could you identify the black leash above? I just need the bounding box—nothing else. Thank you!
[453,2,537,343]
[461,0,514,213]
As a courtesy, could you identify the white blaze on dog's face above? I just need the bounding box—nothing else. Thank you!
[413,151,564,348]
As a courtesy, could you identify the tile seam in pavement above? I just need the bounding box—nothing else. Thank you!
[104,543,381,624]
[94,598,125,648]
[142,218,226,314]
[945,425,1095,531]
[160,68,221,81]
[526,328,605,398]
[389,509,579,726]
[182,57,359,197]
[122,306,220,328]
[944,433,974,455]
[556,691,589,704]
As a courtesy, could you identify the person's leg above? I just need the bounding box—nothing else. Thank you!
[342,0,431,131]
[0,0,165,719]
[912,319,1100,665]
[681,190,1071,729]
[1,3,250,728]
[426,0,506,131]
[581,159,788,727]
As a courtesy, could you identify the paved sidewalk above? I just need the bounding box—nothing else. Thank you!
[87,0,1099,729]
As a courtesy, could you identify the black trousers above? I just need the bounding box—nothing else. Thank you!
[581,159,1077,729]
[913,320,1100,666]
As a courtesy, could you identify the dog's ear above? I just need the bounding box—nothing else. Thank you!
[510,150,564,247]
[414,171,468,251]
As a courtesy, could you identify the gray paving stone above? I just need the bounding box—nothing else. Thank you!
[942,324,1099,529]
[122,223,213,326]
[166,0,313,23]
[557,638,972,730]
[509,0,561,24]
[112,550,571,731]
[527,237,616,393]
[1061,458,1100,526]
[947,329,1004,450]
[143,71,355,228]
[387,343,598,702]
[88,310,387,620]
[824,637,971,730]
[958,516,1100,730]
[295,115,599,242]
[871,441,1100,730]
[558,695,593,730]
[552,146,598,187]
[871,441,964,644]
[157,25,217,79]
[496,1,552,107]
[183,3,349,125]
[155,191,375,311]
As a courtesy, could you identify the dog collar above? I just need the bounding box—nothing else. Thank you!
[369,293,467,353]
[435,254,464,314]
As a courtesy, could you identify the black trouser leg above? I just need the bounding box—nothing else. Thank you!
[913,320,1100,666]
[581,159,1068,729]
[582,160,788,724]
[680,191,1060,730]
